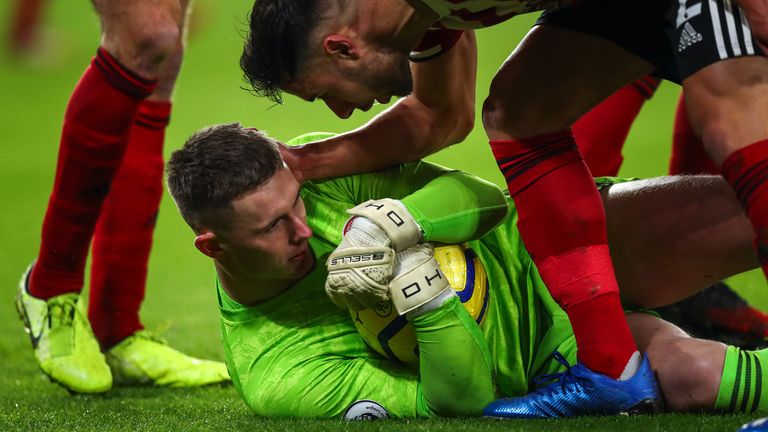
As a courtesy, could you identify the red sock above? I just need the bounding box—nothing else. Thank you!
[721,139,768,277]
[492,131,637,378]
[573,76,660,177]
[668,94,719,175]
[9,0,45,52]
[89,101,170,348]
[30,48,157,300]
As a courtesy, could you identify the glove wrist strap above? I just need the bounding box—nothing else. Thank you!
[405,289,457,319]
[389,252,451,316]
[347,199,422,251]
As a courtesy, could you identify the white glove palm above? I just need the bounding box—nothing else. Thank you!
[325,218,394,310]
[325,199,423,310]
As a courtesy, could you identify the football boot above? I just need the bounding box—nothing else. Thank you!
[483,351,662,419]
[656,282,768,349]
[106,330,230,387]
[16,264,112,393]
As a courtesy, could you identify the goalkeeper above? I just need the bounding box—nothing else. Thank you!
[166,124,763,418]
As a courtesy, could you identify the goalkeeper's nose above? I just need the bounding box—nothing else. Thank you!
[289,214,313,242]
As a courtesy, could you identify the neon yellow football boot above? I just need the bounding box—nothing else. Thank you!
[105,330,230,387]
[16,266,113,393]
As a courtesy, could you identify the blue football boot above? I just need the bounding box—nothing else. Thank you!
[741,418,768,432]
[484,351,663,419]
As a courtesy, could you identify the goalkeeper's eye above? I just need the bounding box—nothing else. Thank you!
[265,220,281,233]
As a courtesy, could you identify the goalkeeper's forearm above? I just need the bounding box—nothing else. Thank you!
[402,170,509,243]
[412,296,496,417]
[388,244,495,416]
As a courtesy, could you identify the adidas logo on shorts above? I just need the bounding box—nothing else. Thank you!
[679,22,703,52]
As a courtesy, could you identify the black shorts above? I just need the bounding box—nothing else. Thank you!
[536,0,763,83]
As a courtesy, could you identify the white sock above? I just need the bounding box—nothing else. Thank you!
[619,351,642,381]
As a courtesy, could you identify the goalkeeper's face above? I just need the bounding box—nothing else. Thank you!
[217,168,314,280]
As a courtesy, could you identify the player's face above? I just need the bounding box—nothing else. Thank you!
[284,50,413,119]
[222,168,314,280]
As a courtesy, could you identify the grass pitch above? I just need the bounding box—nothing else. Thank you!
[0,1,765,431]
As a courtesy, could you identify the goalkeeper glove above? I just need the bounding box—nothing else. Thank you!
[389,244,456,317]
[326,199,422,310]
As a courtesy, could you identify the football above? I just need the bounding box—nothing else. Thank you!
[350,243,489,363]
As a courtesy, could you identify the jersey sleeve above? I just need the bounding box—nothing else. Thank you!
[409,29,465,62]
[400,166,509,244]
[323,161,509,244]
[412,296,497,416]
[307,161,508,244]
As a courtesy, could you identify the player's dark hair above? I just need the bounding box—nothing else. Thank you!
[166,123,283,230]
[241,0,323,103]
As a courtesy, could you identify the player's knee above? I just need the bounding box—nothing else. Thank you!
[131,24,182,75]
[686,96,747,165]
[684,57,768,163]
[482,90,571,139]
[103,22,182,79]
[649,339,720,412]
[697,119,733,166]
[152,44,185,97]
[482,91,521,138]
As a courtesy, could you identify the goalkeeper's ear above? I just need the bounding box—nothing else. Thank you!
[195,232,224,259]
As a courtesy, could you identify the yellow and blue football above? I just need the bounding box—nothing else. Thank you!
[351,243,489,363]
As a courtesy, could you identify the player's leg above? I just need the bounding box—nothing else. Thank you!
[663,94,768,351]
[668,94,719,175]
[30,0,182,312]
[83,0,228,387]
[665,0,768,286]
[483,22,655,382]
[573,76,661,177]
[87,0,188,354]
[18,0,185,393]
[684,59,768,283]
[575,73,763,348]
[601,175,757,307]
[626,312,723,411]
[7,0,46,55]
[629,312,768,413]
[735,0,768,53]
[481,22,676,418]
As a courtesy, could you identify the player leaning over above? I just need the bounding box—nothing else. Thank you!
[241,0,768,417]
[167,124,767,418]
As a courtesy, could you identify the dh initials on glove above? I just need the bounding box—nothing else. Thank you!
[389,244,455,317]
[325,199,422,310]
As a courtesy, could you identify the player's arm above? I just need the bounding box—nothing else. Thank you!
[323,160,507,312]
[284,31,478,182]
[318,157,510,244]
[399,164,509,244]
[343,160,510,243]
[412,295,496,416]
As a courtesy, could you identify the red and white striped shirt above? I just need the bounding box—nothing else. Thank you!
[409,0,578,61]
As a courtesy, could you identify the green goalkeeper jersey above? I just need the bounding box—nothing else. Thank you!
[219,159,509,418]
[218,150,578,418]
